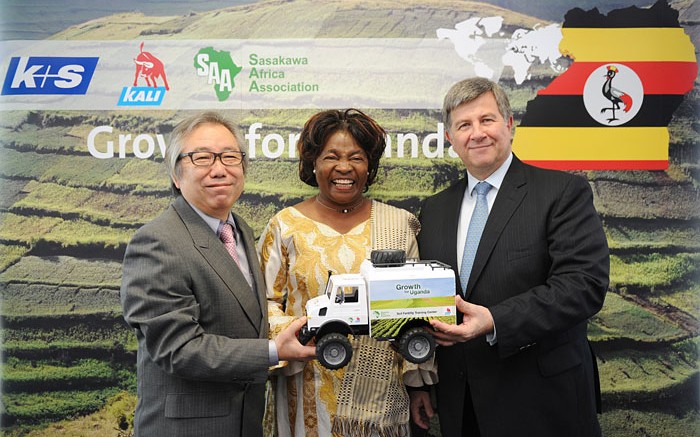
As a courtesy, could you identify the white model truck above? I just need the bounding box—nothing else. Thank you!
[299,250,456,369]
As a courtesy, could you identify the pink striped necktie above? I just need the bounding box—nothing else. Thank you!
[219,223,242,268]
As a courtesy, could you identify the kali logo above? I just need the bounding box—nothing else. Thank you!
[133,42,169,90]
[1,56,99,95]
[118,86,165,106]
[118,42,169,106]
[583,64,643,126]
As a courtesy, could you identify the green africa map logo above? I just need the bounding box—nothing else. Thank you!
[194,47,243,101]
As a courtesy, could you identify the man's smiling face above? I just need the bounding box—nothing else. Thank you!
[173,122,245,221]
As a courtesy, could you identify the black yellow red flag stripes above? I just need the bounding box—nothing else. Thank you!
[512,0,697,170]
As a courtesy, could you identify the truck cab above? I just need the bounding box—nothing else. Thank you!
[305,273,369,334]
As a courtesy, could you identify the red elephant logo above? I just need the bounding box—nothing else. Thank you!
[133,42,170,90]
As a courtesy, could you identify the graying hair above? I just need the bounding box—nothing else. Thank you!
[442,77,512,129]
[164,111,248,194]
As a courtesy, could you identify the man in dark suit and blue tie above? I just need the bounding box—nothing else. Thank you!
[120,112,316,437]
[409,78,609,437]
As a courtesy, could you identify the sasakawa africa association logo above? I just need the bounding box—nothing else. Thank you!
[194,47,243,102]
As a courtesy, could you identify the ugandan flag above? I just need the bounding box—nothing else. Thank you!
[512,0,697,170]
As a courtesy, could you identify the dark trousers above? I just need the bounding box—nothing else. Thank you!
[438,379,480,437]
[462,380,481,436]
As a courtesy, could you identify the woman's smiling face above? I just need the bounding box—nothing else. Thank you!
[314,130,369,207]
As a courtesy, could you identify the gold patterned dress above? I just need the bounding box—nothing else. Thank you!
[258,201,425,437]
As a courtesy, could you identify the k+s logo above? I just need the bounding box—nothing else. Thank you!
[1,56,99,95]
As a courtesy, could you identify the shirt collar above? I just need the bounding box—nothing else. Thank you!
[466,152,513,195]
[186,201,235,234]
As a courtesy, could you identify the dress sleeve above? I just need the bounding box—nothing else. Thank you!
[257,215,295,339]
[405,211,421,260]
[371,201,421,259]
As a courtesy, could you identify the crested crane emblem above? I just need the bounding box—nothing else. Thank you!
[583,63,643,126]
[601,66,632,122]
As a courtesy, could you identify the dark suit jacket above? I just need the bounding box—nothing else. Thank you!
[417,156,609,437]
[121,195,270,437]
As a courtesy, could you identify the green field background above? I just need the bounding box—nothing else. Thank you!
[370,316,455,339]
[0,1,698,436]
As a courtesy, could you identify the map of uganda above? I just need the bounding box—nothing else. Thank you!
[512,0,697,170]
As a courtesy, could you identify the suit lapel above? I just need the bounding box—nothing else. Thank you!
[465,157,528,298]
[440,177,468,273]
[173,197,263,332]
[233,213,268,333]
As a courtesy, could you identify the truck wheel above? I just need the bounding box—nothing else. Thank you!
[399,327,435,364]
[316,333,353,369]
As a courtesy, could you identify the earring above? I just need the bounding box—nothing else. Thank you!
[313,169,316,174]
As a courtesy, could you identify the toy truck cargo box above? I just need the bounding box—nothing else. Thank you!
[300,250,456,369]
[362,259,456,340]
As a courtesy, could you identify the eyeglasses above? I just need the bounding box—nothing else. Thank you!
[177,151,246,167]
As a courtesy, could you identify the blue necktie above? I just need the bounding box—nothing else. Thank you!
[459,181,492,293]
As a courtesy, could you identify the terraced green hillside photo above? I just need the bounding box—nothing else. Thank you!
[0,1,698,436]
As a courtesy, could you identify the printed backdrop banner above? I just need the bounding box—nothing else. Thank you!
[0,39,473,110]
[1,11,695,169]
[0,0,698,435]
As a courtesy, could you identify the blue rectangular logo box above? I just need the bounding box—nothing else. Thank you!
[2,56,99,95]
[117,86,166,106]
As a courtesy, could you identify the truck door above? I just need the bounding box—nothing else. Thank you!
[330,285,364,324]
